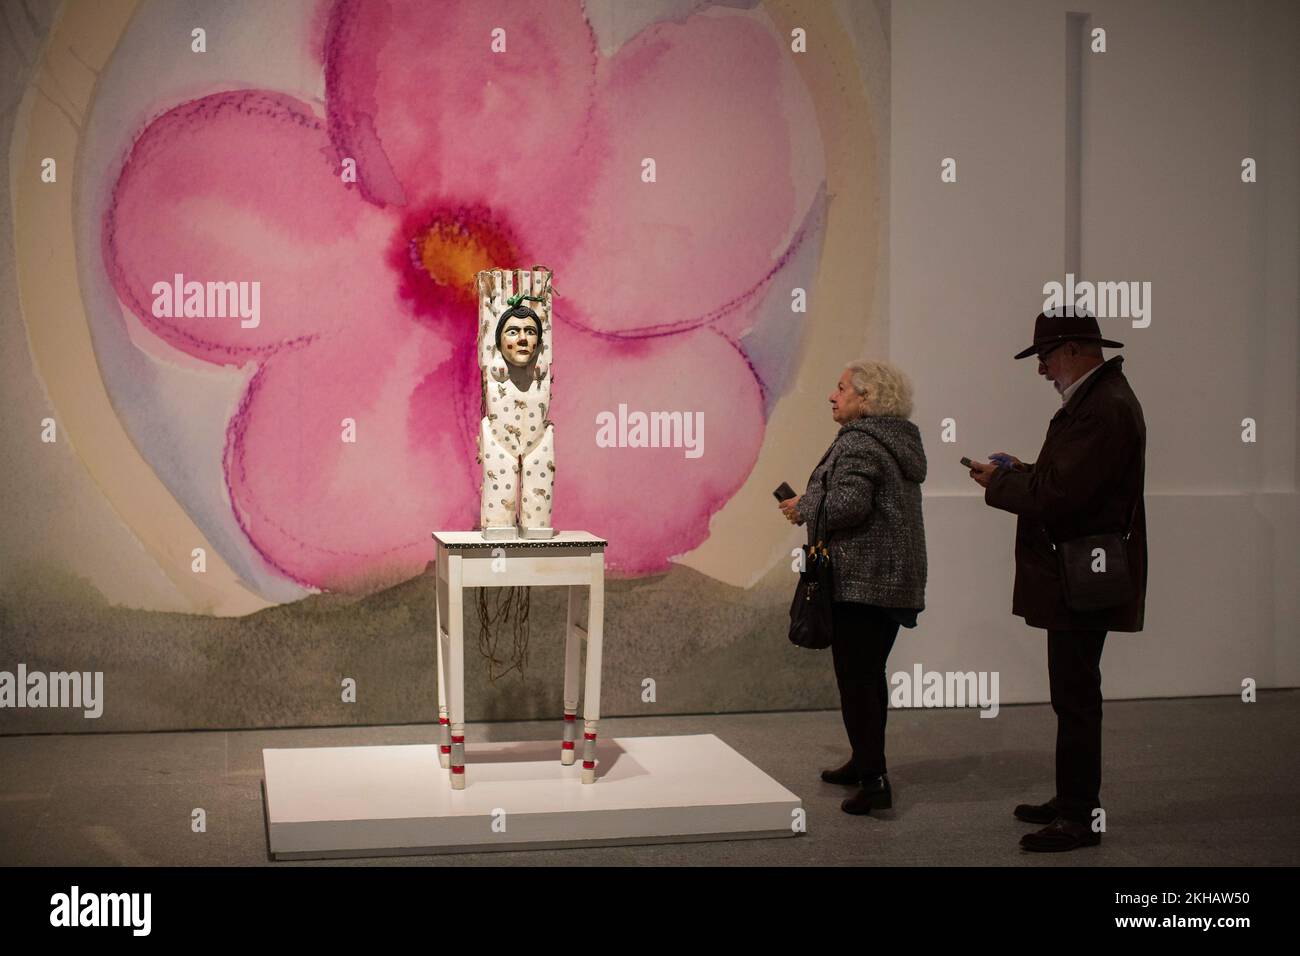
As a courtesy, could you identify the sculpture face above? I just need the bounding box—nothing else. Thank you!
[500,316,540,367]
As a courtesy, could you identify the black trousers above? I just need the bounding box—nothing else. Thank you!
[1047,628,1108,822]
[831,602,899,779]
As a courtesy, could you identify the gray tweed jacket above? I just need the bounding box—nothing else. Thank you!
[795,416,928,608]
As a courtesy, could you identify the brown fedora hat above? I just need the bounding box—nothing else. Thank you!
[1014,309,1125,359]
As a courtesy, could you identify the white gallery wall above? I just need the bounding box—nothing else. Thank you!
[888,0,1299,701]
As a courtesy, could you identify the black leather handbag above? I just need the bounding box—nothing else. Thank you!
[789,464,834,649]
[1049,499,1139,612]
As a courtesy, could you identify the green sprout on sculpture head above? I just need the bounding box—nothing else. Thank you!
[507,273,553,309]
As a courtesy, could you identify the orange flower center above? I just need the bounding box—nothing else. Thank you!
[416,219,495,291]
[401,208,518,317]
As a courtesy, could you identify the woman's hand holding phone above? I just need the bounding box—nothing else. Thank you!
[776,485,804,525]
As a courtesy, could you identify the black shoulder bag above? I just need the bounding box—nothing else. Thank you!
[788,462,835,649]
[1049,496,1139,612]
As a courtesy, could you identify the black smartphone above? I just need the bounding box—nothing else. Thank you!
[773,481,796,502]
[960,457,975,468]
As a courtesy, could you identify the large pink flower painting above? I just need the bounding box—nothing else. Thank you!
[100,0,824,595]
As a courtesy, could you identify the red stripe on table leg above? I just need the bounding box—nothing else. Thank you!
[564,713,576,721]
[451,766,465,774]
[439,717,449,725]
[583,733,597,740]
[440,745,451,754]
[561,741,574,750]
[451,736,465,743]
[582,761,595,770]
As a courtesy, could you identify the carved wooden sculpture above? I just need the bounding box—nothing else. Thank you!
[475,267,556,540]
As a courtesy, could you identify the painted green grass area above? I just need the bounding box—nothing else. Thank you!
[0,559,833,734]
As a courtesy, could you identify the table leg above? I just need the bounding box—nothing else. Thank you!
[448,552,466,789]
[435,548,450,769]
[561,585,581,765]
[582,551,605,784]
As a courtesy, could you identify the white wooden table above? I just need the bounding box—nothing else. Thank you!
[431,531,608,789]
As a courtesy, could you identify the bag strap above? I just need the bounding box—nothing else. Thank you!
[810,457,835,552]
[1045,486,1142,548]
[1119,499,1138,541]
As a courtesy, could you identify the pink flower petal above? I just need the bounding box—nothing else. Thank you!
[325,0,598,271]
[549,320,765,573]
[103,89,394,364]
[559,11,802,336]
[225,318,477,592]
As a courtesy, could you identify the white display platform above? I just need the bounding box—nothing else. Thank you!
[262,734,803,859]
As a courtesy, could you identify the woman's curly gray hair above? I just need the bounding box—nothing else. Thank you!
[846,359,914,419]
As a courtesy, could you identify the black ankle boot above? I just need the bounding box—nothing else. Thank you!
[820,759,860,786]
[1013,796,1059,825]
[841,774,892,815]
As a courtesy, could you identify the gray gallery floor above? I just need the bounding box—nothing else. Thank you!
[1,691,1297,866]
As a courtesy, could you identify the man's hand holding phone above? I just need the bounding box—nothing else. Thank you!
[989,452,1027,471]
[964,450,1026,488]
[966,458,998,488]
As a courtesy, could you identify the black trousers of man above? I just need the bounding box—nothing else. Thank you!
[1047,629,1108,822]
[831,602,899,779]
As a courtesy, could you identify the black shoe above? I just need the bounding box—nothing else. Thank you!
[820,759,860,786]
[1013,797,1059,825]
[841,775,892,815]
[1019,817,1101,852]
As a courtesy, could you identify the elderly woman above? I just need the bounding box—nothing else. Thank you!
[778,359,928,815]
